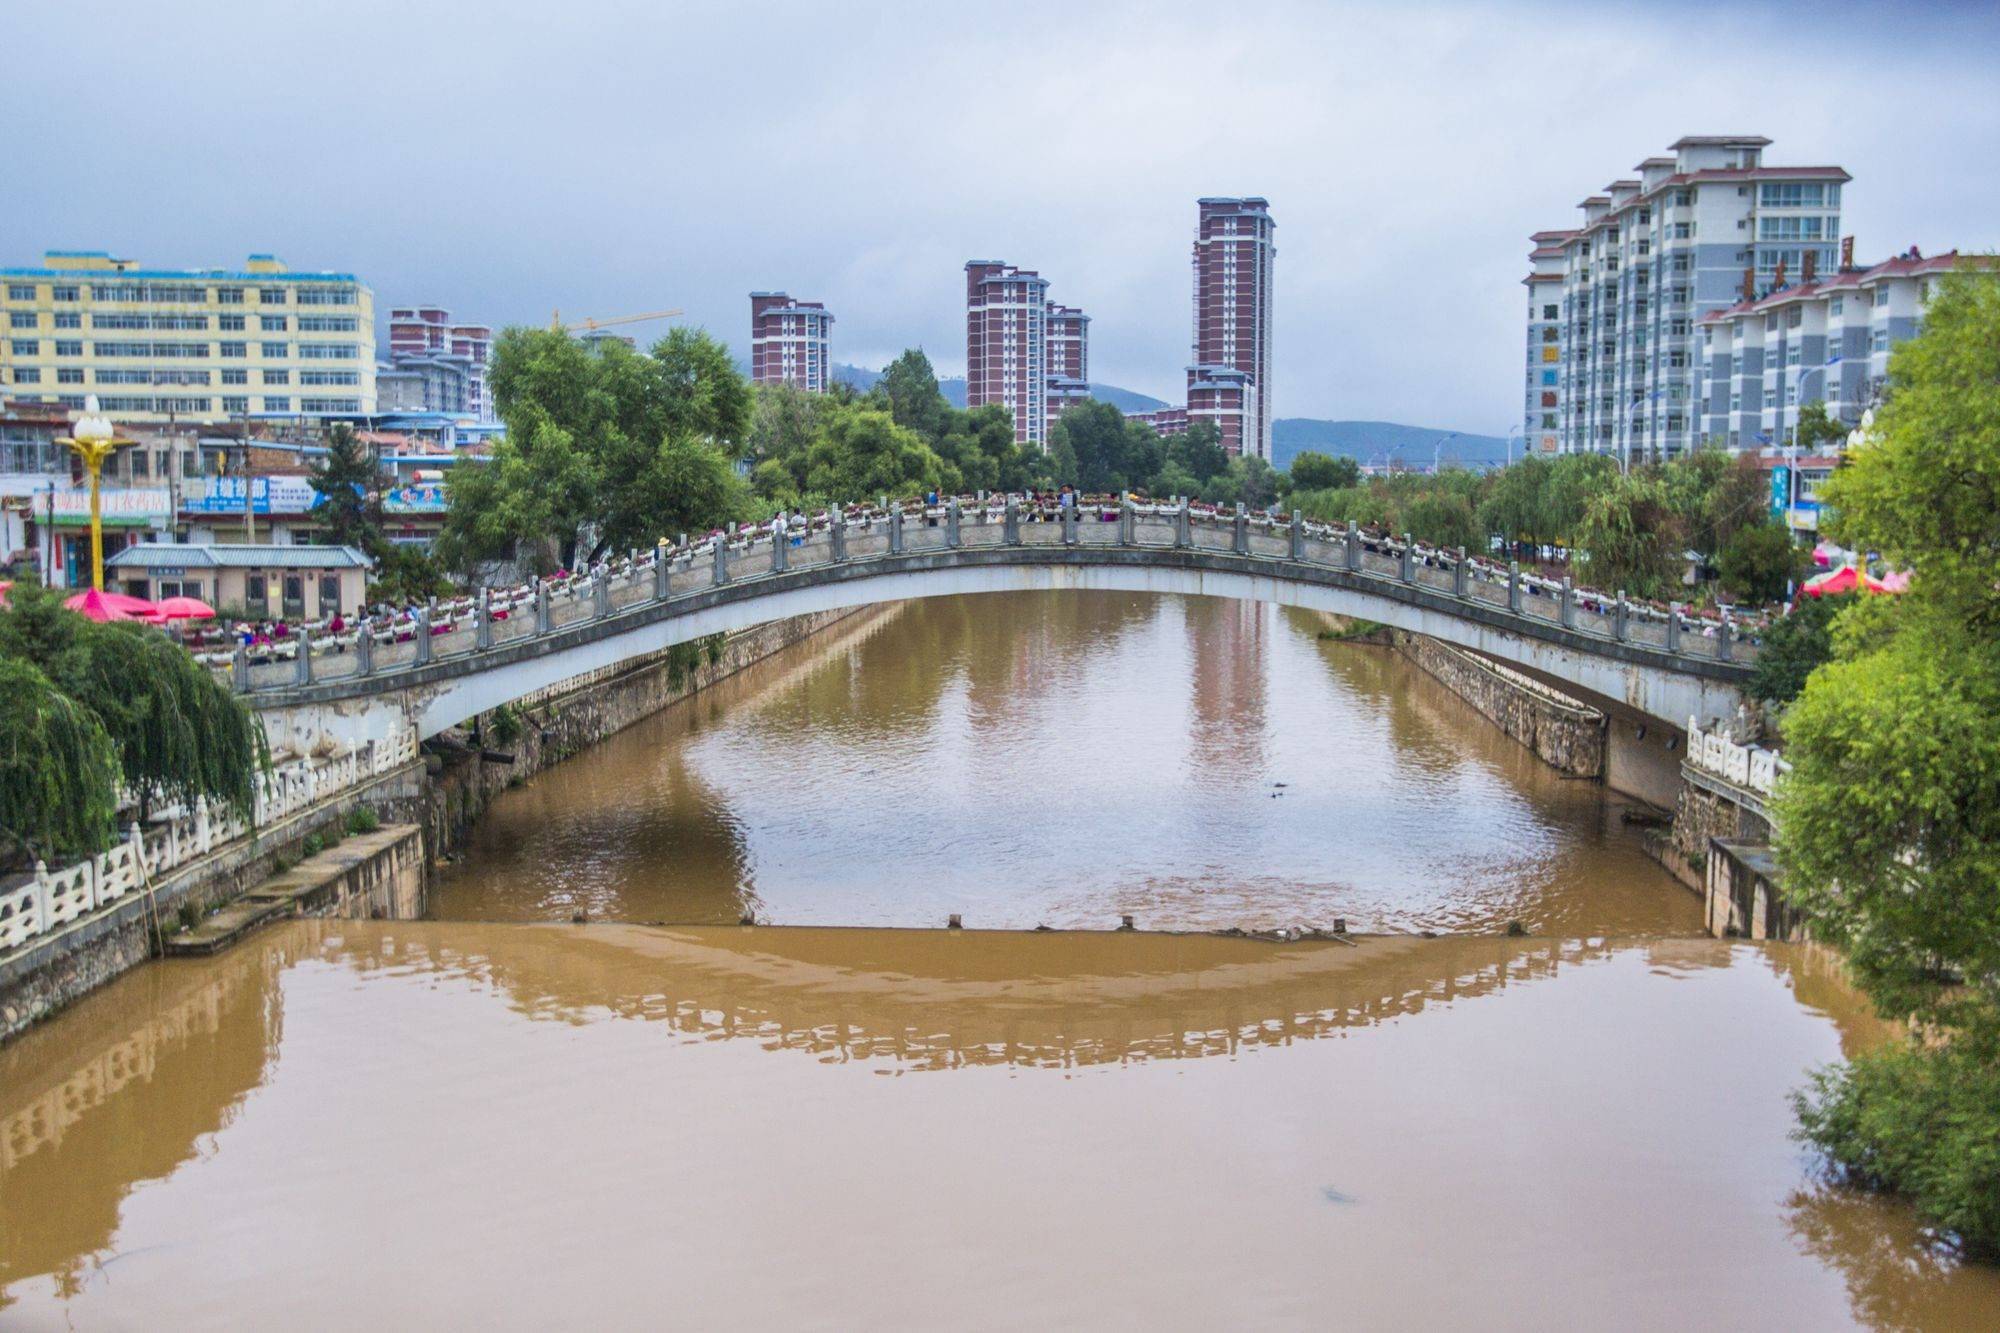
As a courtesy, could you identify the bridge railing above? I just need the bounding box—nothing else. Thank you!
[198,494,1765,693]
[1687,716,1789,797]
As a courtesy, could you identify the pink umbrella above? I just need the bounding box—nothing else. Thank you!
[64,588,165,622]
[155,595,217,621]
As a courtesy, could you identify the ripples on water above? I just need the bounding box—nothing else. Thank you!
[436,592,1699,935]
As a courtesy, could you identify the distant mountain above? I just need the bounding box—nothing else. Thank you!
[833,363,1166,415]
[1273,420,1512,472]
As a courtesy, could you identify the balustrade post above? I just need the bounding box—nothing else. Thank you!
[594,574,610,617]
[1454,548,1468,598]
[772,515,789,572]
[1175,500,1191,549]
[1345,525,1360,572]
[1121,498,1136,546]
[1062,500,1078,545]
[713,535,730,585]
[1507,561,1521,612]
[1399,534,1414,583]
[233,644,249,692]
[947,498,961,549]
[831,505,847,560]
[1229,502,1247,555]
[1003,496,1020,545]
[1667,602,1682,653]
[654,550,669,600]
[536,581,552,634]
[1289,510,1304,560]
[1718,617,1734,662]
[415,608,432,665]
[296,633,314,684]
[356,620,374,676]
[476,588,494,649]
[1614,592,1630,642]
[889,506,905,554]
[1560,577,1576,629]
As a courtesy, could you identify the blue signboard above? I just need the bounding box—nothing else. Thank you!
[1768,465,1790,518]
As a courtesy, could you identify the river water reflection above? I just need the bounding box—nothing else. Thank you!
[436,592,1702,935]
[5,921,1998,1328]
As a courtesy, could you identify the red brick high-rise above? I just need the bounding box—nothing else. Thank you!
[1186,198,1275,460]
[965,261,1051,447]
[1044,301,1090,432]
[749,292,834,392]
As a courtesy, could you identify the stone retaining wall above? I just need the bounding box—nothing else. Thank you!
[1388,629,1606,778]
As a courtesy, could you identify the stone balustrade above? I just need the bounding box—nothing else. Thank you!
[0,727,420,956]
[197,495,1765,694]
[1686,716,1788,796]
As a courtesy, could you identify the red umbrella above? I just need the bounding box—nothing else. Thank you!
[63,588,165,622]
[155,595,217,621]
[1801,563,1890,597]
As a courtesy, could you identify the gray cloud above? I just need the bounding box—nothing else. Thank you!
[5,0,1996,431]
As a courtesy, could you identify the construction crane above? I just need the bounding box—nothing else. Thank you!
[549,308,684,334]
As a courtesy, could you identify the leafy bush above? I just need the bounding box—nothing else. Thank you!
[345,806,381,835]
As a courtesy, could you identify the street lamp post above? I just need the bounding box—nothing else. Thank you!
[54,395,133,592]
[1503,423,1522,468]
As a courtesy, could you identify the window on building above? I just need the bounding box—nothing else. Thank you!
[263,369,290,385]
[263,396,291,411]
[130,449,149,478]
[51,285,77,302]
[12,368,40,384]
[56,368,82,384]
[53,312,79,329]
[261,342,289,358]
[8,311,36,330]
[246,574,267,609]
[222,395,249,413]
[221,368,247,385]
[1874,287,1890,307]
[5,283,34,301]
[9,339,36,356]
[1672,222,1692,239]
[1759,182,1825,208]
[221,342,246,357]
[259,287,287,304]
[1871,330,1889,352]
[261,316,288,332]
[220,314,245,331]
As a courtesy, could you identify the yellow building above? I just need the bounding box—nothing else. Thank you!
[0,251,376,425]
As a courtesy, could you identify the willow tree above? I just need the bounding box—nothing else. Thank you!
[0,658,120,865]
[49,619,266,819]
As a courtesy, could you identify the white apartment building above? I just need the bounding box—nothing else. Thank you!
[1695,249,1982,449]
[1527,136,1849,463]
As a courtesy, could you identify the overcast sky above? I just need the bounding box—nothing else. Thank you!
[7,0,1998,432]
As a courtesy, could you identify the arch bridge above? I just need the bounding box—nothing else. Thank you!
[227,499,1758,756]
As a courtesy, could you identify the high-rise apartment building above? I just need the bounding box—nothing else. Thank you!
[1694,249,1981,450]
[965,261,1051,447]
[1529,136,1850,463]
[749,292,834,392]
[1522,230,1574,457]
[0,250,376,423]
[1044,301,1091,430]
[387,306,493,420]
[1186,198,1275,461]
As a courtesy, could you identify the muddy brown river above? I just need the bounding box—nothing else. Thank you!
[4,593,1997,1327]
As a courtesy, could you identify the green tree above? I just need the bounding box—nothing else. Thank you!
[1477,455,1555,548]
[1781,272,2000,1254]
[1049,401,1153,493]
[308,423,385,552]
[1747,592,1839,705]
[1716,519,1804,602]
[651,326,752,457]
[877,349,950,442]
[805,404,945,500]
[1165,420,1229,482]
[1543,451,1620,548]
[935,404,1028,494]
[1573,470,1684,598]
[0,657,120,865]
[1796,399,1847,452]
[1404,492,1482,550]
[1289,450,1360,491]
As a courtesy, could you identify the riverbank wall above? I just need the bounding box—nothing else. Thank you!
[1386,629,1605,779]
